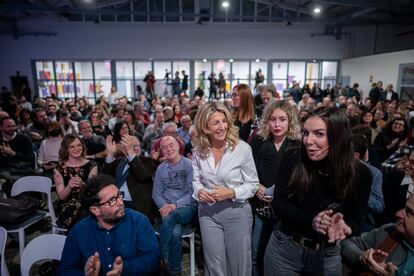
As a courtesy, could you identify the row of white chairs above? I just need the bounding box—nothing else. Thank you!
[0,228,66,276]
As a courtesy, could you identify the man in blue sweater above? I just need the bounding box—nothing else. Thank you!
[58,174,159,276]
[152,136,196,275]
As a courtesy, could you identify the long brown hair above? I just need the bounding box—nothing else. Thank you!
[232,84,255,124]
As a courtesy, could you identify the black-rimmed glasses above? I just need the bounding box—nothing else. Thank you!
[95,191,124,207]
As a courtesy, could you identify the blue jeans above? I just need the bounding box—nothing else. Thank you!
[263,227,341,276]
[252,213,277,276]
[158,204,196,273]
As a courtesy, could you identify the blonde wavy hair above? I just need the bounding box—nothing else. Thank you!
[193,102,239,159]
[257,99,300,140]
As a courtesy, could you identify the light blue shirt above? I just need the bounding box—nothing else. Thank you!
[152,156,194,209]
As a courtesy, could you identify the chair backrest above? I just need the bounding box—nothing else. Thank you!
[10,176,57,225]
[20,234,66,276]
[0,226,10,276]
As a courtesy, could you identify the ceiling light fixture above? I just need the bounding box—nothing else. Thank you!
[222,1,230,8]
[313,7,321,14]
[203,59,207,62]
[255,59,260,63]
[229,58,234,63]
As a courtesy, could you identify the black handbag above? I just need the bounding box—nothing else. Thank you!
[0,192,40,224]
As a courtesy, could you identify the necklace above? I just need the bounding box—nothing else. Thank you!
[317,170,328,177]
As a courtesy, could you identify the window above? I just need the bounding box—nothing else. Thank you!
[321,61,337,89]
[75,61,94,99]
[194,61,212,91]
[36,61,55,97]
[116,61,133,98]
[288,62,305,86]
[398,63,414,101]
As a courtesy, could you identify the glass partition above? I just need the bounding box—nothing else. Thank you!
[36,61,55,97]
[288,62,305,86]
[33,59,338,100]
[194,61,211,91]
[322,61,338,88]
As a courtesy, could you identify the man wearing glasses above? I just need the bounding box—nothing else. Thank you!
[58,174,160,276]
[152,136,196,276]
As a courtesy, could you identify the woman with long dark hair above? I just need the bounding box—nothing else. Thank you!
[123,109,145,141]
[373,117,408,161]
[264,107,371,275]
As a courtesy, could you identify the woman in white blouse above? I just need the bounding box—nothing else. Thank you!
[192,102,259,276]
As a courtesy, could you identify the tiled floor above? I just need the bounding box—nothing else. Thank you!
[3,219,205,276]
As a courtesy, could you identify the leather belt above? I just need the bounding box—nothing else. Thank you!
[279,225,336,251]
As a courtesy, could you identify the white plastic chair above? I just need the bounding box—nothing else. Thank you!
[0,226,10,276]
[154,223,196,276]
[20,234,66,276]
[2,176,53,257]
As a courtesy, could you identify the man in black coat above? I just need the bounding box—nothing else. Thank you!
[0,117,35,196]
[369,82,381,106]
[102,134,157,223]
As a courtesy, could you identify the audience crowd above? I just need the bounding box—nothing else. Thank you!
[1,79,414,276]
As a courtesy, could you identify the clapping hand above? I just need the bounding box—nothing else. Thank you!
[106,135,117,157]
[312,210,333,235]
[326,212,351,243]
[360,248,397,276]
[120,134,136,156]
[68,175,83,191]
[312,210,351,243]
[106,256,123,276]
[85,252,101,276]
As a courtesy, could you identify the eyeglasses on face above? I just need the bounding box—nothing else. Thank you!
[95,191,124,207]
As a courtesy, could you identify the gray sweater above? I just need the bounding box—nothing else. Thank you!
[341,223,408,268]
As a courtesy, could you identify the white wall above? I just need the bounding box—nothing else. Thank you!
[341,49,414,98]
[0,16,348,92]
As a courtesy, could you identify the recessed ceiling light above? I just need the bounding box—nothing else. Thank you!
[313,7,321,14]
[255,59,260,63]
[222,1,230,8]
[229,58,234,62]
[312,59,317,62]
[203,59,207,62]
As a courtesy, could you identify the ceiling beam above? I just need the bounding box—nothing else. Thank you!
[313,0,414,12]
[349,7,376,18]
[0,3,348,23]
